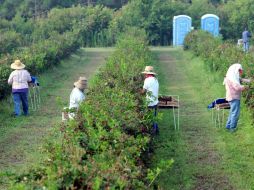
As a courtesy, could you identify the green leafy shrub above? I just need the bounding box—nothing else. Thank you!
[0,30,23,55]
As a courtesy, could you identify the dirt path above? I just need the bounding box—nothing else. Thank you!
[0,48,113,178]
[151,48,235,190]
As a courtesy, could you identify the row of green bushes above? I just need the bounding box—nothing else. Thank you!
[0,5,114,54]
[0,5,114,99]
[184,30,254,109]
[0,0,127,20]
[9,29,172,189]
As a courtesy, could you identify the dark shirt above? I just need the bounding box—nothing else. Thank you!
[12,88,28,93]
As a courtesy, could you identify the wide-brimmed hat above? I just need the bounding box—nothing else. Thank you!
[141,66,157,75]
[74,76,87,90]
[11,60,25,70]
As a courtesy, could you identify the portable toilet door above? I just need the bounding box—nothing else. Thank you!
[201,14,219,37]
[173,15,192,46]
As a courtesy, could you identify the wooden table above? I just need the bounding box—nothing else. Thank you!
[158,95,180,130]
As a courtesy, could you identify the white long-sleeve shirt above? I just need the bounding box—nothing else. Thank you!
[224,78,244,101]
[8,69,31,92]
[69,87,85,109]
[143,76,159,106]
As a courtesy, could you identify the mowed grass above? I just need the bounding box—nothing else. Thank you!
[0,48,112,187]
[150,47,254,190]
[1,47,254,189]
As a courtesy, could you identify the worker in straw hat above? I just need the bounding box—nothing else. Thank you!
[8,59,32,117]
[141,66,159,134]
[69,76,88,119]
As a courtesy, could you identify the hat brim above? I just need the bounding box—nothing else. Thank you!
[141,71,157,75]
[11,63,25,70]
[74,81,87,90]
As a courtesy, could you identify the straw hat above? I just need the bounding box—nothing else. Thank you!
[141,66,157,75]
[11,60,25,70]
[74,76,87,90]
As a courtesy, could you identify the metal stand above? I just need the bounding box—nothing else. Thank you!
[29,83,41,111]
[158,95,180,130]
[172,95,180,130]
[211,100,230,128]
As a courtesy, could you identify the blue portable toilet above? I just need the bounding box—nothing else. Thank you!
[173,15,192,46]
[201,14,219,37]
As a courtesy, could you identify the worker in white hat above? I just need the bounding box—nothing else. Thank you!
[223,63,249,132]
[141,66,159,134]
[69,76,87,119]
[8,59,32,116]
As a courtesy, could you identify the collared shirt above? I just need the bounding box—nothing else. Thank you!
[69,87,85,109]
[224,78,244,101]
[143,76,159,106]
[8,69,31,93]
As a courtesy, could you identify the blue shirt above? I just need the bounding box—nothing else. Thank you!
[242,30,251,42]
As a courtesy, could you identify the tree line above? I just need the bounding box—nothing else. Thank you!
[0,0,128,20]
[0,0,253,45]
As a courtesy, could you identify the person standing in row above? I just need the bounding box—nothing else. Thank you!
[69,76,87,119]
[8,60,32,117]
[224,63,248,132]
[242,28,251,53]
[142,66,159,134]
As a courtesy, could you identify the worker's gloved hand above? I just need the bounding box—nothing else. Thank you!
[241,78,251,83]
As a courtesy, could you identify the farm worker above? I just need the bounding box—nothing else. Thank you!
[223,63,249,132]
[8,59,32,116]
[242,28,251,52]
[141,66,159,134]
[69,76,87,119]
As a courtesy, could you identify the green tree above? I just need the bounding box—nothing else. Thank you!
[222,0,254,39]
[110,0,187,45]
[187,0,217,30]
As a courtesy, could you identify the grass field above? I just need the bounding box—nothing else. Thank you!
[1,47,254,189]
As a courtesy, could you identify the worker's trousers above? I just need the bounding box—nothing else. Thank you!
[226,99,240,130]
[149,105,159,134]
[13,91,29,116]
[243,42,249,52]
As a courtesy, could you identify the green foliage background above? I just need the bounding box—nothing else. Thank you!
[1,0,253,46]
